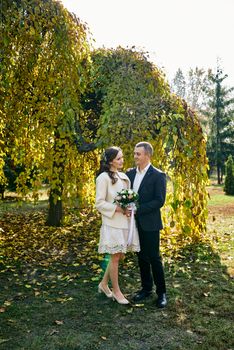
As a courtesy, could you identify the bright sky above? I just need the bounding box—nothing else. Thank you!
[60,0,234,86]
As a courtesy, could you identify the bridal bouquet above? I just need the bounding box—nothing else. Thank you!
[114,189,139,247]
[113,189,139,209]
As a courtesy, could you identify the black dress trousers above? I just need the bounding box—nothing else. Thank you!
[137,221,166,295]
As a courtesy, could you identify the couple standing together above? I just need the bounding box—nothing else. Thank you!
[95,142,167,308]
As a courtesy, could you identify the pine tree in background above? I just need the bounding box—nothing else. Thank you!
[171,66,234,184]
[207,68,234,184]
[224,155,234,195]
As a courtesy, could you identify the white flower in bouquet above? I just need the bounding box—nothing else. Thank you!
[113,189,139,209]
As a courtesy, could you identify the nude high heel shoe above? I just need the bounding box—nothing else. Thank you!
[98,283,112,298]
[112,292,129,305]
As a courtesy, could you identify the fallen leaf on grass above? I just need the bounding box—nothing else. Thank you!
[91,277,99,281]
[209,310,216,315]
[54,320,64,325]
[134,303,145,307]
[56,297,73,303]
[126,308,133,313]
[91,263,99,270]
[3,301,12,307]
[49,329,59,336]
[0,339,10,345]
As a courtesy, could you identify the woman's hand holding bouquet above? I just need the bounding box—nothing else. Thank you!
[114,189,139,215]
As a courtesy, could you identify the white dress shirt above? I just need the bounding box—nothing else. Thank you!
[133,163,151,193]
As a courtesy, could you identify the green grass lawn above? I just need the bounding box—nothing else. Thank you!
[0,186,233,350]
[208,186,234,206]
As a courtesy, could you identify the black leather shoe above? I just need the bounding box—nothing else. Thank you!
[156,293,167,308]
[132,289,152,303]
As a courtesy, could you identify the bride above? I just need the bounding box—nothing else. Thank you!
[95,146,140,304]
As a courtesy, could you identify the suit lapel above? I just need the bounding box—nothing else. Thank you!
[138,165,153,193]
[128,169,136,188]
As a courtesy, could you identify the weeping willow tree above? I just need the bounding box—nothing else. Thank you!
[83,47,209,250]
[1,2,209,245]
[0,0,97,226]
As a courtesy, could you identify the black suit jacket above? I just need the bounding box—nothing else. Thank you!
[126,165,166,231]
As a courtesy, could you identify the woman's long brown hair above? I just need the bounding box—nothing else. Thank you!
[96,146,121,184]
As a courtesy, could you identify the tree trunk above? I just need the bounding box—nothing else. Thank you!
[220,170,224,184]
[46,129,65,226]
[0,185,4,200]
[217,165,221,185]
[47,189,63,226]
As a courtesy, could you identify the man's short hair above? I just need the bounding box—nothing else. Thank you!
[136,142,153,156]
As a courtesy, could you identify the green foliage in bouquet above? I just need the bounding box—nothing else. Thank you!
[113,189,139,209]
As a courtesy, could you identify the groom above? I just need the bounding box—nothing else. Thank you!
[126,141,167,308]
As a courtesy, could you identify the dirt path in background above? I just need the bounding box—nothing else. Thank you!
[208,186,234,217]
[209,204,234,216]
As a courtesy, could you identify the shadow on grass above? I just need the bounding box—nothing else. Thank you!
[0,240,233,350]
[163,242,233,350]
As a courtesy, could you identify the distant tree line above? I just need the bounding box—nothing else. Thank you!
[171,66,234,185]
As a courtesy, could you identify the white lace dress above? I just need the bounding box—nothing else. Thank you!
[98,220,140,254]
[96,172,140,254]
